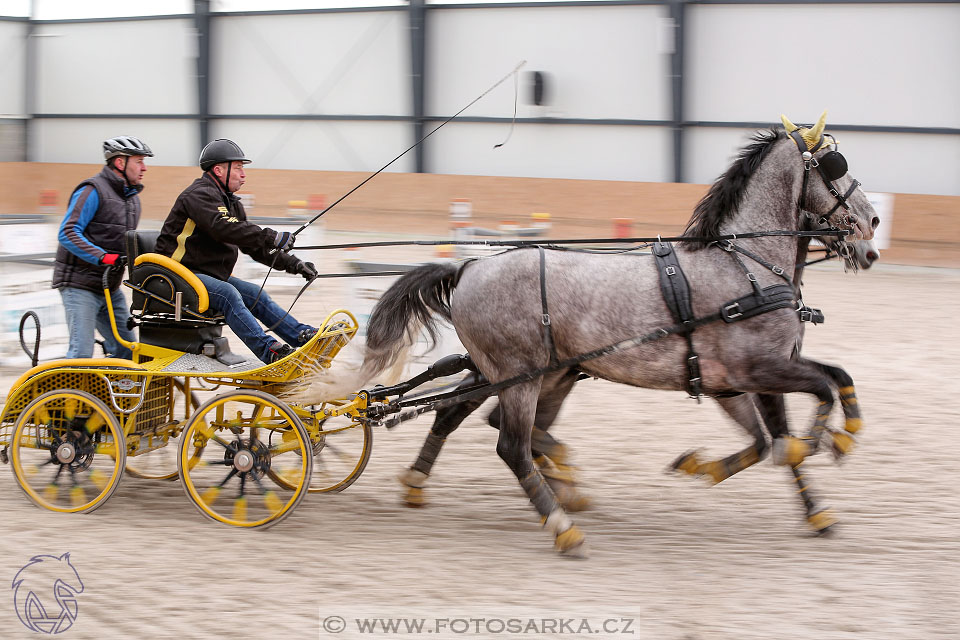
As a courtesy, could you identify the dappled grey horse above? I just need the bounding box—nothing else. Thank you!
[331,113,879,555]
[396,233,880,515]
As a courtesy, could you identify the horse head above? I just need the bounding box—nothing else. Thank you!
[782,111,880,270]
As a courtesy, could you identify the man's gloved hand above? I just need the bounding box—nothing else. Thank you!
[100,253,127,269]
[273,230,295,252]
[295,260,318,281]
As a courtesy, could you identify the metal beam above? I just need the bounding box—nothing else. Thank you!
[24,2,36,161]
[410,0,427,173]
[669,0,685,182]
[195,0,211,155]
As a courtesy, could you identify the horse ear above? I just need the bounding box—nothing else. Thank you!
[780,114,799,133]
[806,110,828,146]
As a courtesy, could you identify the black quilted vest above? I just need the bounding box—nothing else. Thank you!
[52,167,142,293]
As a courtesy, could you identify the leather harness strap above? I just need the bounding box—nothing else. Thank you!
[538,246,559,367]
[653,240,703,399]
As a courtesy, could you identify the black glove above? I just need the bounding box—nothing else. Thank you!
[273,230,295,252]
[295,260,318,282]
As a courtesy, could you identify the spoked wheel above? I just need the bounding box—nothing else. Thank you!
[178,390,312,528]
[125,378,201,481]
[269,413,373,493]
[10,390,125,514]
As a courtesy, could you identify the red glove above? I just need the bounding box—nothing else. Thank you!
[100,253,120,266]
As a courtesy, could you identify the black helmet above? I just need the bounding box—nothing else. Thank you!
[199,139,252,171]
[103,136,153,161]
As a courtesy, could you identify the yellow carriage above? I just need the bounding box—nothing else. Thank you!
[0,232,372,528]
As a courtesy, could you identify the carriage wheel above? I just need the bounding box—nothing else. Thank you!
[125,378,201,481]
[268,415,373,493]
[10,390,125,514]
[178,390,312,528]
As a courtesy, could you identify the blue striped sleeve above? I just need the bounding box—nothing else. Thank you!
[57,186,104,265]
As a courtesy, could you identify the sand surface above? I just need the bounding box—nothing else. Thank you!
[1,236,958,640]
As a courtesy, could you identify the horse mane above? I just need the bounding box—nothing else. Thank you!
[681,128,786,249]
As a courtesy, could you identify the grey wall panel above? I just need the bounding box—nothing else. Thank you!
[427,5,671,120]
[683,125,960,197]
[686,4,960,129]
[0,21,26,116]
[210,119,414,172]
[34,19,196,114]
[424,122,673,182]
[211,12,409,116]
[33,119,197,165]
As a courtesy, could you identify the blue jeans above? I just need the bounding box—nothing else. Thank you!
[59,287,135,360]
[196,274,314,363]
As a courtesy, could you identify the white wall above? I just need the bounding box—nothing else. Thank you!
[427,5,672,120]
[210,118,414,172]
[685,4,960,129]
[425,122,673,182]
[32,118,196,165]
[211,12,409,117]
[0,20,26,116]
[33,19,197,114]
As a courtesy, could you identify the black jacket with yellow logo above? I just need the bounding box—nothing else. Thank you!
[156,173,299,280]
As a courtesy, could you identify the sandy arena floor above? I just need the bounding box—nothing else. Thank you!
[0,239,958,639]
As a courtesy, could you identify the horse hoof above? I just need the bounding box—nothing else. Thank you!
[830,430,857,461]
[807,509,837,534]
[555,525,588,558]
[398,469,428,507]
[402,486,426,508]
[670,449,702,476]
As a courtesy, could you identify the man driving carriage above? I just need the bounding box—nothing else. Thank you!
[155,139,318,364]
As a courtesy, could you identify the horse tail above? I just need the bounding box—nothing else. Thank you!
[296,261,463,404]
[360,261,461,381]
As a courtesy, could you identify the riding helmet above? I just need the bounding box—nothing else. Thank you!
[199,139,252,171]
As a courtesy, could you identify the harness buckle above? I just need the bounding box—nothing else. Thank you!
[723,302,743,319]
[541,313,551,326]
[747,272,758,283]
[720,240,735,252]
[772,265,785,276]
[665,265,676,276]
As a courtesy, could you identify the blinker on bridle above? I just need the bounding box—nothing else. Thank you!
[790,129,861,227]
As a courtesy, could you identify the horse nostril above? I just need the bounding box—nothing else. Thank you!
[866,250,878,261]
[871,216,880,229]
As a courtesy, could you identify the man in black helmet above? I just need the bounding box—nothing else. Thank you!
[155,138,318,364]
[53,135,152,359]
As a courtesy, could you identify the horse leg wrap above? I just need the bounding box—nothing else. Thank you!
[838,386,863,434]
[790,463,836,533]
[544,509,585,555]
[520,470,561,519]
[398,468,429,507]
[411,432,446,476]
[535,456,592,512]
[773,436,817,466]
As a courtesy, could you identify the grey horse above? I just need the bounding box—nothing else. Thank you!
[396,234,880,517]
[323,113,879,555]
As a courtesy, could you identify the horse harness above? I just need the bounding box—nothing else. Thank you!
[533,242,822,403]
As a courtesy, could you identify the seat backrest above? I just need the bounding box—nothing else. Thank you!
[126,229,160,262]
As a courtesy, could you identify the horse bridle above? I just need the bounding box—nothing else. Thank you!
[790,129,861,261]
